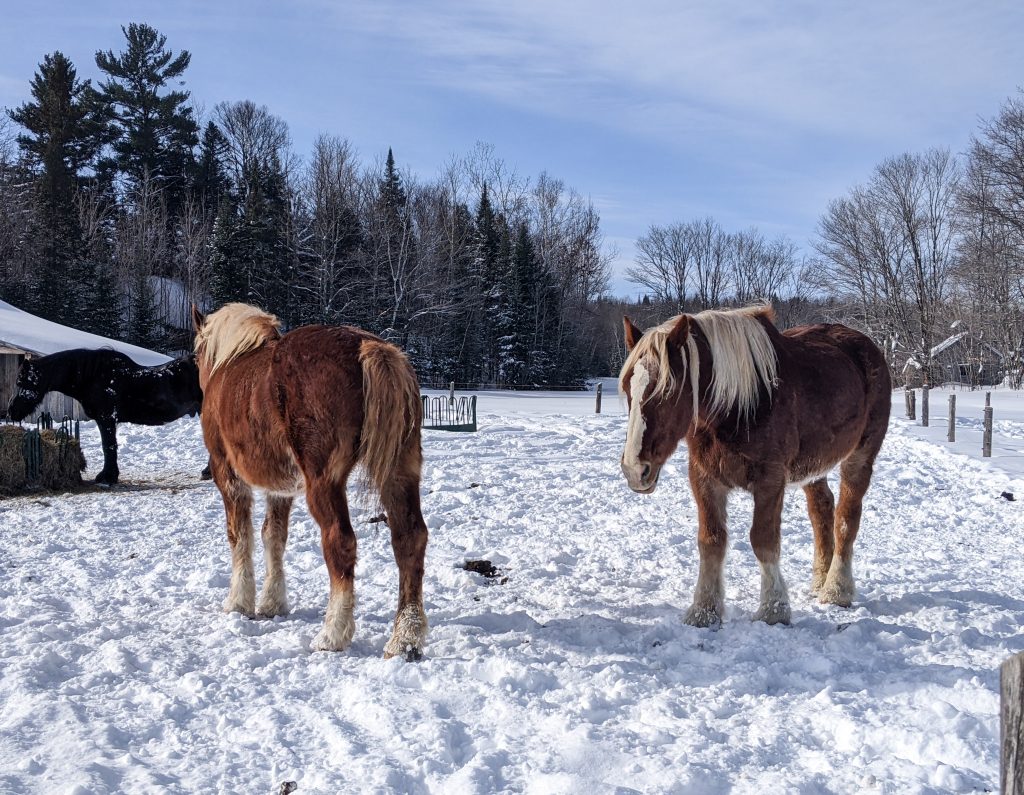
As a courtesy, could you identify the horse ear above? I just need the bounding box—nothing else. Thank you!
[191,304,205,333]
[623,317,643,351]
[667,315,691,348]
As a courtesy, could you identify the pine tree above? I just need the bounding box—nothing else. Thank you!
[378,147,406,215]
[473,183,504,382]
[96,23,198,212]
[208,197,244,307]
[8,52,107,323]
[125,266,161,349]
[193,121,230,215]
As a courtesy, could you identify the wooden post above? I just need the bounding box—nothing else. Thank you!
[909,389,916,421]
[595,382,603,414]
[984,406,994,457]
[922,385,929,427]
[449,381,455,405]
[987,391,992,408]
[1002,652,1024,794]
[947,394,956,442]
[905,388,912,419]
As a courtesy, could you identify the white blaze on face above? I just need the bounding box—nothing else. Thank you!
[623,361,651,472]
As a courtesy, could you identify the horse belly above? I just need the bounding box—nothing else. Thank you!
[229,446,305,496]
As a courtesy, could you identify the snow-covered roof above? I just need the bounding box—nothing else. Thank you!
[0,299,170,366]
[930,331,969,358]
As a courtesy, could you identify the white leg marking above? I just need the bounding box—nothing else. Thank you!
[313,588,356,652]
[224,545,256,617]
[685,559,726,628]
[383,604,429,660]
[258,568,289,617]
[754,561,791,625]
[820,554,855,607]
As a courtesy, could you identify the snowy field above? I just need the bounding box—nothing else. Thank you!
[2,383,1024,793]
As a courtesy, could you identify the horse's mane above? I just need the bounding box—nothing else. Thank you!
[195,303,281,373]
[619,304,779,420]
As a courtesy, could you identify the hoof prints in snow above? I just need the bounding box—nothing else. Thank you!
[0,401,1021,793]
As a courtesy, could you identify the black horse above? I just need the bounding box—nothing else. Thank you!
[5,348,203,485]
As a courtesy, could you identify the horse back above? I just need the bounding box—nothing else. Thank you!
[202,325,382,491]
[776,323,891,460]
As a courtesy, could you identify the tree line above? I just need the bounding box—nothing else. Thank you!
[0,24,611,388]
[622,93,1024,388]
[4,23,1024,389]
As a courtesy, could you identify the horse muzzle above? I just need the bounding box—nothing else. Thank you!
[621,460,661,494]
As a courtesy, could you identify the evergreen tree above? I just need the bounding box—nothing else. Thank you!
[96,23,198,211]
[473,183,504,382]
[8,52,107,322]
[208,197,245,307]
[193,121,230,215]
[378,147,406,215]
[126,268,160,348]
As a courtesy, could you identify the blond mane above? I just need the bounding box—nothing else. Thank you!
[195,303,281,373]
[619,304,779,420]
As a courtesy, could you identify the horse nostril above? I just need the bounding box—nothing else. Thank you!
[641,463,651,482]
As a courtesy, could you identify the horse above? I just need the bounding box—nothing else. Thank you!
[5,348,203,485]
[191,303,429,659]
[619,305,891,627]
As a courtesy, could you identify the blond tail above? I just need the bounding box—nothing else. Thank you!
[357,339,422,495]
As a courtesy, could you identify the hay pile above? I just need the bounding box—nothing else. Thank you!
[0,425,86,494]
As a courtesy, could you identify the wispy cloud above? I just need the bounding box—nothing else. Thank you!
[335,0,1024,148]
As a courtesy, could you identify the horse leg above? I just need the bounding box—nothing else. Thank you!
[257,494,293,617]
[380,474,429,660]
[750,480,790,625]
[219,472,257,616]
[684,472,729,628]
[820,449,875,607]
[803,479,836,595]
[95,417,119,485]
[306,478,357,652]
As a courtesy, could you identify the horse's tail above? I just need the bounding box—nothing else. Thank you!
[357,338,422,494]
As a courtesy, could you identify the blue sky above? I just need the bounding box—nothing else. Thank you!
[2,1,1023,296]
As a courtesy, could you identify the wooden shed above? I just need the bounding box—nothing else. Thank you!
[0,299,170,422]
[904,331,1005,388]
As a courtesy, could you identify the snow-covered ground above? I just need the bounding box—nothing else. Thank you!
[2,384,1023,794]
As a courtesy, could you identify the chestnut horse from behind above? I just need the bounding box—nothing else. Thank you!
[193,303,428,659]
[619,305,890,627]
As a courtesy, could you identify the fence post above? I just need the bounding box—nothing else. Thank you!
[1002,652,1024,795]
[595,382,603,414]
[449,381,455,405]
[909,389,916,421]
[947,394,956,443]
[987,391,992,408]
[984,406,994,457]
[905,388,912,419]
[922,385,929,427]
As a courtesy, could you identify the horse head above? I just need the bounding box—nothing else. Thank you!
[619,315,697,494]
[169,353,204,417]
[6,356,45,422]
[192,302,281,391]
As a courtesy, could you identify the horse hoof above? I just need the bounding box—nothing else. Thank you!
[684,605,723,629]
[257,600,290,618]
[753,602,792,625]
[818,589,853,608]
[313,625,353,652]
[381,644,424,661]
[818,575,855,607]
[223,599,255,617]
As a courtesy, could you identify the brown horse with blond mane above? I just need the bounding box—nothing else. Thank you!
[619,305,890,627]
[193,303,429,659]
